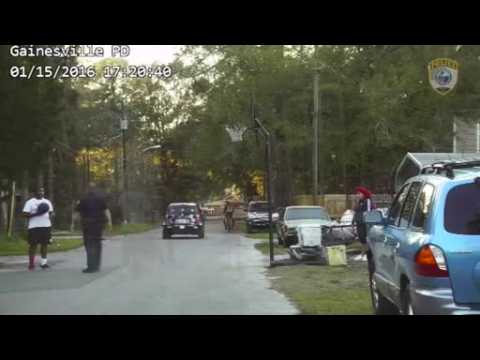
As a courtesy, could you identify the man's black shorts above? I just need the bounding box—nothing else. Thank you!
[28,227,51,245]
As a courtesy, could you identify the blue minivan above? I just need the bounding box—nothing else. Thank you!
[366,161,480,315]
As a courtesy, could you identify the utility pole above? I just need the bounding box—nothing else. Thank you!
[313,69,320,205]
[120,109,129,224]
[340,90,347,197]
[83,153,87,192]
[122,123,128,223]
[86,146,90,185]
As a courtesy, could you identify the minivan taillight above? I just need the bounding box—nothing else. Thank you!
[415,245,449,277]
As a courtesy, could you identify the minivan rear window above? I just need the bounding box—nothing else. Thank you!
[445,183,480,235]
[168,205,197,216]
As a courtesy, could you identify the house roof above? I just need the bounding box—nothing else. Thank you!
[204,200,225,206]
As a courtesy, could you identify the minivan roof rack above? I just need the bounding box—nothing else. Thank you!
[420,160,480,179]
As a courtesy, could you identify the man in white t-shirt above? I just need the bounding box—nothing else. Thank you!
[23,187,54,270]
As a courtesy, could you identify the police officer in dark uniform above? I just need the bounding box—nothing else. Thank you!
[75,183,112,273]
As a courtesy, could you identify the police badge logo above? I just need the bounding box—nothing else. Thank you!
[428,58,459,95]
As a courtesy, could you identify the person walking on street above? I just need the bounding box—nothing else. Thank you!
[23,187,54,271]
[224,200,235,231]
[353,186,374,262]
[75,183,112,273]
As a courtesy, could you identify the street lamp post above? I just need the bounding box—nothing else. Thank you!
[86,123,92,186]
[142,145,162,223]
[117,89,142,224]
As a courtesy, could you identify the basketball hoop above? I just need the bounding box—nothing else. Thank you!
[226,126,246,143]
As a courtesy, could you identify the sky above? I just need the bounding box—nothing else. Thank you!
[82,45,181,65]
[116,45,180,65]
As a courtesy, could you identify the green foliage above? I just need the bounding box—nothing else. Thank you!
[107,223,156,236]
[3,44,480,228]
[177,45,480,199]
[0,45,75,180]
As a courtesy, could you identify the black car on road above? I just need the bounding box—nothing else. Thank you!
[163,203,205,239]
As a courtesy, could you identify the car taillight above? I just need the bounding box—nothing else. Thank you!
[195,214,202,225]
[415,245,449,277]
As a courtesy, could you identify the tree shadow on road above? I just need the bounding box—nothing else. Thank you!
[0,266,119,294]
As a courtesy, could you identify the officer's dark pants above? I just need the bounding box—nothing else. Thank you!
[356,223,367,244]
[82,221,103,271]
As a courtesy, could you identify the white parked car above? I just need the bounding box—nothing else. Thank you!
[276,206,335,247]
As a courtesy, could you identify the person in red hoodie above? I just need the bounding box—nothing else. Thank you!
[353,186,374,262]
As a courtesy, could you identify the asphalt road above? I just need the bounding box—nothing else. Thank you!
[0,221,298,315]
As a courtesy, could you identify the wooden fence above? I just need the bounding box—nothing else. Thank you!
[294,194,393,219]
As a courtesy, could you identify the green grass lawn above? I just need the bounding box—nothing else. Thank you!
[243,219,371,314]
[246,232,270,240]
[0,235,83,256]
[52,230,82,236]
[241,223,273,240]
[241,222,290,256]
[254,239,290,256]
[250,230,372,315]
[242,219,372,314]
[0,223,156,256]
[237,221,247,233]
[267,262,372,315]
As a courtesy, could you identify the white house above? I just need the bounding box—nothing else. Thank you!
[453,117,480,153]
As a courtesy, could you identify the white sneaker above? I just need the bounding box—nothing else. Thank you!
[353,254,363,261]
[361,254,368,262]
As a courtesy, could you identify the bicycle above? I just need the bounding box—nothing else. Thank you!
[224,212,235,232]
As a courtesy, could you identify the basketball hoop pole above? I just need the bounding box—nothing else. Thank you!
[226,98,275,267]
[251,97,275,267]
